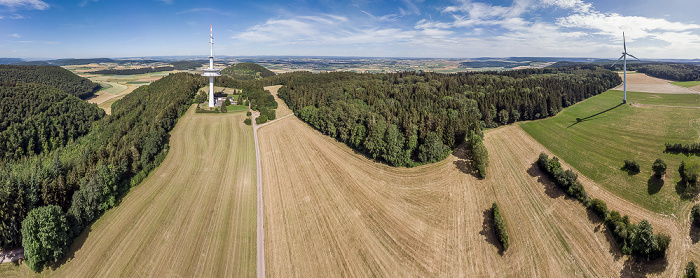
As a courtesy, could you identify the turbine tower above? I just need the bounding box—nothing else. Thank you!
[201,25,222,108]
[611,32,641,104]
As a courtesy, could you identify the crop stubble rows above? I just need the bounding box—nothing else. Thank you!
[257,110,696,276]
[36,107,257,277]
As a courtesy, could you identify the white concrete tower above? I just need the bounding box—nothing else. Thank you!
[201,25,221,108]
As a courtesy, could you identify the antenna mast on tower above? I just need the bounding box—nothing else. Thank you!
[202,25,222,108]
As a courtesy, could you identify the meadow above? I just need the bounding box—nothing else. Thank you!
[521,89,700,214]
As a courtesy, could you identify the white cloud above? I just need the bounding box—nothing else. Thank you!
[540,0,591,13]
[557,12,700,39]
[9,33,20,37]
[0,0,48,10]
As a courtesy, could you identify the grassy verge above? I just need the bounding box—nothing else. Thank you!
[671,81,700,88]
[521,90,700,214]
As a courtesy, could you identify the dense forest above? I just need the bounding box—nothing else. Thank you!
[0,65,100,99]
[277,66,620,167]
[0,83,105,161]
[0,73,204,261]
[87,66,175,75]
[221,62,276,80]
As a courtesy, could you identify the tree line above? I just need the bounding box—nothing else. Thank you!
[0,82,105,161]
[0,65,100,99]
[88,66,175,75]
[0,73,205,270]
[538,153,670,259]
[665,142,700,155]
[275,66,620,168]
[628,63,700,82]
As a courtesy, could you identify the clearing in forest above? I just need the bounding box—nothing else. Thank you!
[0,106,257,277]
[257,112,689,276]
[264,85,293,118]
[521,90,700,214]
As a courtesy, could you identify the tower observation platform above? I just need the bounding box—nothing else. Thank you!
[202,25,222,108]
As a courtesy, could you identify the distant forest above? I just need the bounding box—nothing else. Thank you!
[87,66,175,75]
[221,62,276,80]
[0,65,100,99]
[170,60,206,70]
[629,63,700,82]
[277,66,621,167]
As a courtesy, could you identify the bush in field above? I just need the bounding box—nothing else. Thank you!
[492,203,509,251]
[687,261,698,278]
[623,159,640,174]
[244,118,252,125]
[681,158,700,184]
[589,198,608,220]
[468,130,489,178]
[21,205,69,272]
[652,158,667,177]
[255,114,268,125]
[692,204,700,227]
[537,153,589,204]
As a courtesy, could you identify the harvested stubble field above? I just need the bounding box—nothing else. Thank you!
[264,85,293,118]
[258,112,694,276]
[614,72,699,94]
[0,106,257,277]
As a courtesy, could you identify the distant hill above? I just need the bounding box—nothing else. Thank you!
[87,66,175,75]
[0,58,23,65]
[171,60,207,70]
[49,58,116,66]
[0,65,100,99]
[221,62,275,80]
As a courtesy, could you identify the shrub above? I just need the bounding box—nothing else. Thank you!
[623,159,640,174]
[652,158,667,177]
[492,203,509,251]
[693,204,700,227]
[21,205,69,272]
[246,111,252,116]
[468,130,489,178]
[255,114,268,125]
[537,153,589,204]
[244,118,252,125]
[687,261,698,278]
[589,198,608,220]
[682,158,700,184]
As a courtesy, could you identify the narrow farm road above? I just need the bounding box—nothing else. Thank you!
[253,110,265,278]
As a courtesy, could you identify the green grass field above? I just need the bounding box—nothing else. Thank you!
[671,81,700,88]
[97,82,127,95]
[226,105,248,112]
[521,90,700,214]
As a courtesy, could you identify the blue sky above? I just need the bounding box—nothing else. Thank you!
[1,0,699,59]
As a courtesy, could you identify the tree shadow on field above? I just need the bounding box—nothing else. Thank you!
[690,224,700,244]
[675,180,699,201]
[567,103,624,128]
[646,176,664,195]
[526,163,565,199]
[619,256,668,278]
[50,223,93,270]
[452,143,480,179]
[480,208,503,255]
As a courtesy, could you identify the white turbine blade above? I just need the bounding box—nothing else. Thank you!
[627,53,641,61]
[623,32,627,53]
[611,55,625,67]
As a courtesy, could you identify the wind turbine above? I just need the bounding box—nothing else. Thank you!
[612,32,641,104]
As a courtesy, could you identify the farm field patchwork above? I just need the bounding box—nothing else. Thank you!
[0,106,257,277]
[257,114,689,277]
[521,89,700,214]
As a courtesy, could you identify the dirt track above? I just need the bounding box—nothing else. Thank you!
[615,73,699,94]
[256,113,697,276]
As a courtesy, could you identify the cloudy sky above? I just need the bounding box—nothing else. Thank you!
[1,0,699,59]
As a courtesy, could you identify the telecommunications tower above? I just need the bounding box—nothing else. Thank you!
[202,25,222,108]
